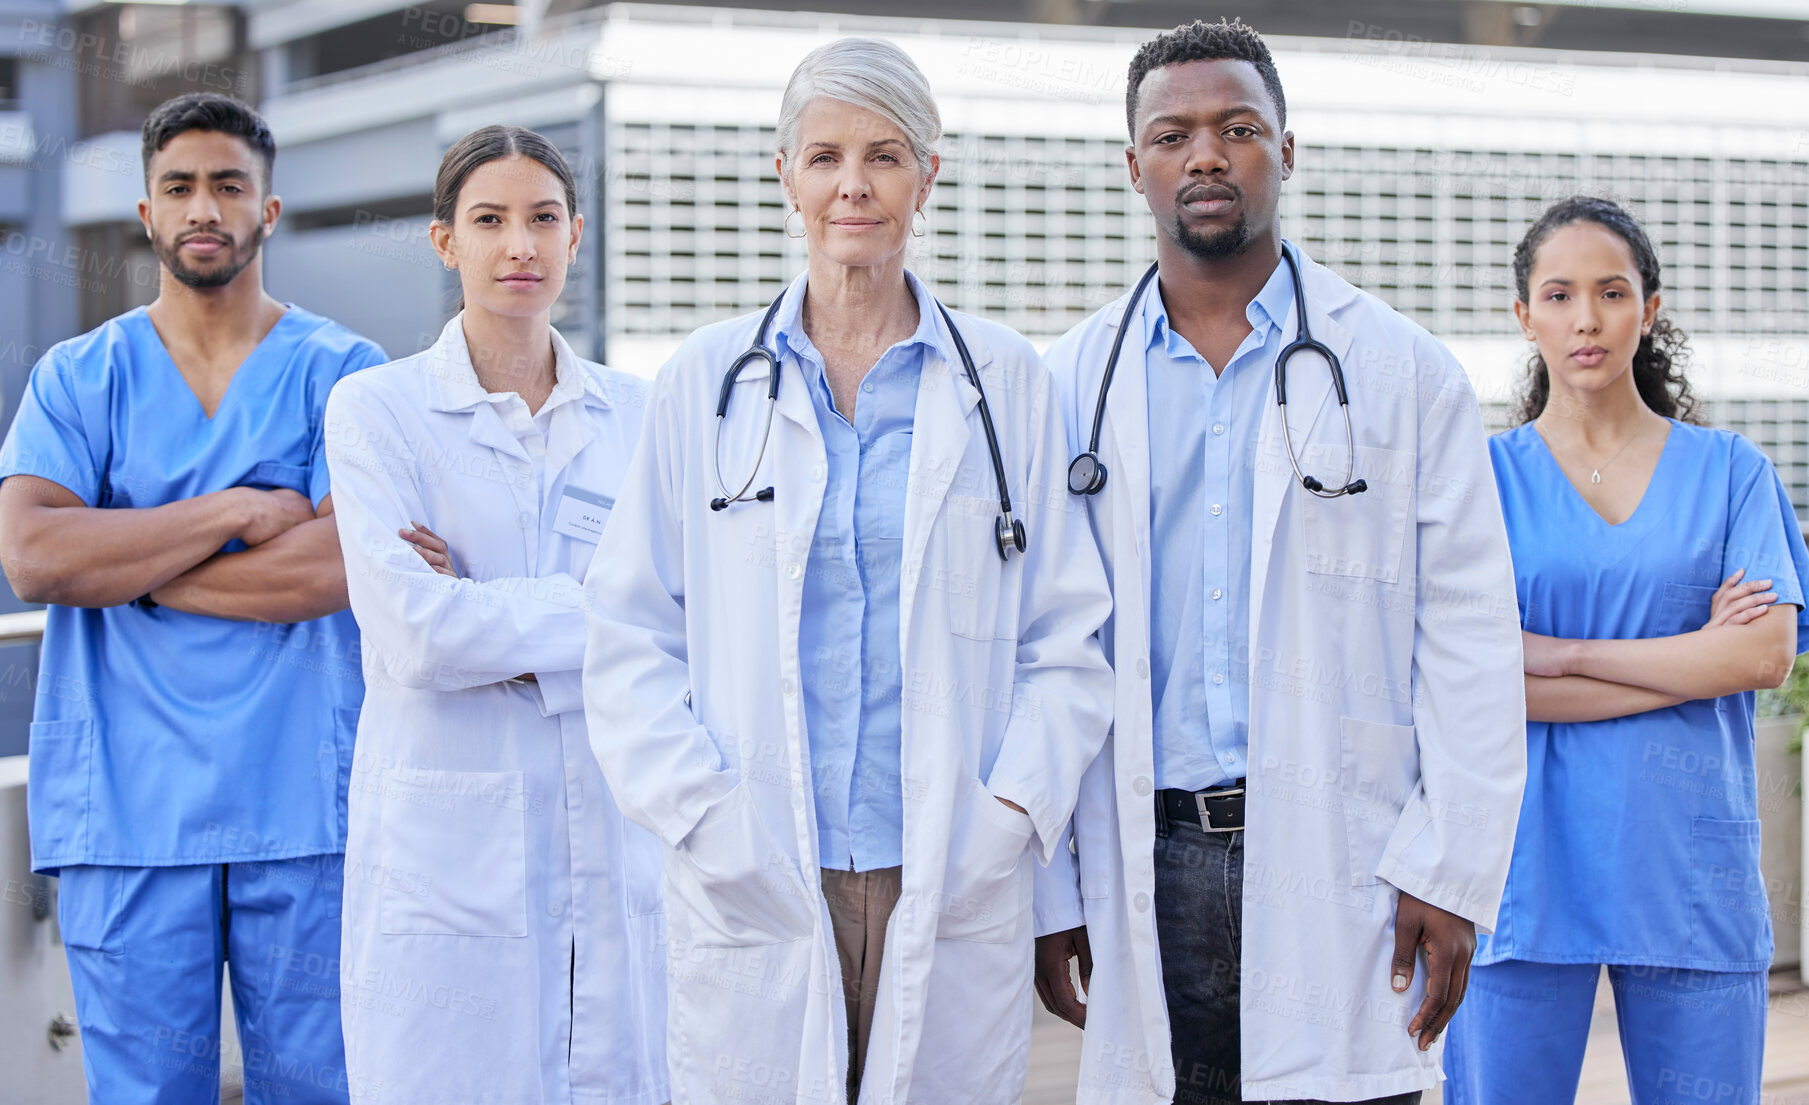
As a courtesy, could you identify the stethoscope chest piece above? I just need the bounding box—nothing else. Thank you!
[1067,452,1107,496]
[995,515,1028,560]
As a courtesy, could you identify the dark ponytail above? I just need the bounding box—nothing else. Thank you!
[433,125,578,313]
[1510,196,1699,426]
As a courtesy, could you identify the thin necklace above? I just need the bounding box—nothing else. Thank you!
[1534,417,1651,485]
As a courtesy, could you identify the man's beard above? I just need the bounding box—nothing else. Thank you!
[152,224,265,289]
[1169,210,1251,261]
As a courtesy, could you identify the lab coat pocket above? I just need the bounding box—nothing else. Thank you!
[27,719,92,864]
[938,776,1034,942]
[1300,445,1413,583]
[378,768,529,937]
[623,820,666,918]
[670,780,813,946]
[1338,717,1418,887]
[1688,817,1768,963]
[942,492,1019,641]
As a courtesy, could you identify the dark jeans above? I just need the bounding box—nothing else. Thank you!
[1154,817,1422,1105]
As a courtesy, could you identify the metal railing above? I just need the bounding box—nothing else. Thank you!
[0,611,46,647]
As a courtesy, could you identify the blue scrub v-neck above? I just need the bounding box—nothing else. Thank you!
[1528,418,1675,533]
[141,306,300,424]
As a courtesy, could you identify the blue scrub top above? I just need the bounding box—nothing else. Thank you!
[0,305,387,874]
[788,272,938,873]
[1145,251,1292,792]
[1482,419,1809,971]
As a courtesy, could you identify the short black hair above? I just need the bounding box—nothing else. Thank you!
[1126,18,1286,141]
[141,93,277,191]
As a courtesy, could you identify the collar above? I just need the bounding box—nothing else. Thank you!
[770,268,946,368]
[1144,240,1299,356]
[424,313,608,412]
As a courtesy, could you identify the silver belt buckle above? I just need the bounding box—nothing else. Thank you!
[1195,785,1245,833]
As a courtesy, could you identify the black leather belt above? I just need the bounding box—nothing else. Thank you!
[1158,780,1245,834]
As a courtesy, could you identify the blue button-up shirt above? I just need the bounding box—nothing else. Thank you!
[1146,249,1295,792]
[786,273,940,872]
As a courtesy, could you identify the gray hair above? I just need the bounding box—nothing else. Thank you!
[775,38,941,182]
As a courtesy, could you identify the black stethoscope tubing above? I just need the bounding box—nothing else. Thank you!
[1067,244,1366,499]
[711,288,1027,562]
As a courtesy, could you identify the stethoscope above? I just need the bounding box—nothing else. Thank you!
[1066,244,1367,499]
[710,288,1028,562]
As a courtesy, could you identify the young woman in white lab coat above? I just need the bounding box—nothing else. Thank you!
[325,126,667,1105]
[581,39,1113,1105]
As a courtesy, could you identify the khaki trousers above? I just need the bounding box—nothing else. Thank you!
[819,865,903,1102]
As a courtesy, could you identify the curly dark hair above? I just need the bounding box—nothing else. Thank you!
[1511,196,1700,426]
[142,92,276,192]
[1126,18,1285,141]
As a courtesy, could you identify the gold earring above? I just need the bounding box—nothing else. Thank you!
[911,208,927,238]
[784,208,805,239]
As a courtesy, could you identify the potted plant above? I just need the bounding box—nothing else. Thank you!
[1755,657,1807,977]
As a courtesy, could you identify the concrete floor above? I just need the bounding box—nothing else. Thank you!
[215,970,1809,1104]
[1023,970,1809,1105]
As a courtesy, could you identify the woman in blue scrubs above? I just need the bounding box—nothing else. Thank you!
[1444,196,1809,1103]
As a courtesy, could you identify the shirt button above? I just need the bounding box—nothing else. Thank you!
[791,791,805,809]
[862,381,874,393]
[1223,752,1236,763]
[786,563,803,580]
[1213,423,1225,435]
[1133,775,1153,797]
[1210,588,1223,600]
[1136,657,1150,678]
[1211,672,1225,685]
[1133,892,1151,913]
[1210,504,1223,516]
[781,678,796,697]
[548,901,565,917]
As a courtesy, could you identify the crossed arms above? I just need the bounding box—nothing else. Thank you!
[0,474,348,623]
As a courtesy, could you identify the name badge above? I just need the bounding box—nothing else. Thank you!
[552,485,614,542]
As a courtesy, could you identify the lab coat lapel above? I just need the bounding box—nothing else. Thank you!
[423,316,539,566]
[1098,300,1154,619]
[899,335,980,644]
[543,331,601,487]
[1251,256,1357,627]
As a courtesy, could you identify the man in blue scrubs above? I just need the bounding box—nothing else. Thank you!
[0,93,385,1104]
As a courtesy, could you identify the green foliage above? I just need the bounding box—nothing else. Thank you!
[1755,655,1809,755]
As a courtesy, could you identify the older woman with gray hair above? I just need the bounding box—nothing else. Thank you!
[582,36,1113,1105]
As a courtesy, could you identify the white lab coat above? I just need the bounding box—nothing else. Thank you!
[325,316,669,1105]
[1036,251,1526,1103]
[582,277,1115,1105]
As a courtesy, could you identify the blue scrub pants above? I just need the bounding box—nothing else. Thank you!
[1444,959,1766,1105]
[57,857,351,1105]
